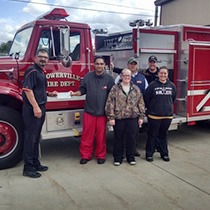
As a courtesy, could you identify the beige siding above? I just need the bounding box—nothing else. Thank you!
[160,0,210,25]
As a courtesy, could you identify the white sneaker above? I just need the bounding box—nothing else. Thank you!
[113,162,121,166]
[129,161,136,165]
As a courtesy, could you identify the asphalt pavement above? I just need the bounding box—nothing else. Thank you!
[0,122,210,210]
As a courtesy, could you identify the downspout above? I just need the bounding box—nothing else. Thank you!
[154,6,159,26]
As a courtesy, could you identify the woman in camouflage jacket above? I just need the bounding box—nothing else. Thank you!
[105,68,145,166]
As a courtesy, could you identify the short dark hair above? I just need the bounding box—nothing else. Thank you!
[94,56,105,63]
[36,48,49,55]
[158,66,168,73]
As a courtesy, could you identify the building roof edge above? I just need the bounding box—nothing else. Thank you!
[154,0,174,6]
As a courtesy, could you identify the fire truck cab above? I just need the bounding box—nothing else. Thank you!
[0,8,94,169]
[95,24,210,130]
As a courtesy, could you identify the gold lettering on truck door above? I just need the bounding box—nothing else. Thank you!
[47,81,59,87]
[60,81,75,87]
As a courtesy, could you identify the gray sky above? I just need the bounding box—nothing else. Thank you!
[0,0,156,43]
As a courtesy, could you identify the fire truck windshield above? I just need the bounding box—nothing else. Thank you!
[9,27,33,58]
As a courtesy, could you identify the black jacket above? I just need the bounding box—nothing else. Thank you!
[142,68,159,84]
[144,79,177,117]
[79,71,114,116]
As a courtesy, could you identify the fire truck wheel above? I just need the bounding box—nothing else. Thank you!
[0,106,24,169]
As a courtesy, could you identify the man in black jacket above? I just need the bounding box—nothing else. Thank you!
[142,55,159,84]
[70,56,114,165]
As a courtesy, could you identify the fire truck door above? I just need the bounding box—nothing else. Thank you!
[187,43,210,120]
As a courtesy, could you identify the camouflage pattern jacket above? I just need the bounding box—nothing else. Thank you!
[105,82,145,120]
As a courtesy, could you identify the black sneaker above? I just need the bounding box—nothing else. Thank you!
[97,159,105,164]
[36,165,48,172]
[23,171,41,178]
[80,159,89,164]
[146,156,153,162]
[161,156,170,162]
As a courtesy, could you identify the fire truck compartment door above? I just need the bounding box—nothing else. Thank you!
[187,43,210,120]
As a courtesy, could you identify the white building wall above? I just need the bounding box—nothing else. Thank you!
[160,0,210,25]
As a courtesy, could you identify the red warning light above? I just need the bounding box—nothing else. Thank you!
[38,8,69,20]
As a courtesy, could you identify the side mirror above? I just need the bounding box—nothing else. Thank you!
[61,55,72,68]
[60,27,70,57]
[60,27,71,67]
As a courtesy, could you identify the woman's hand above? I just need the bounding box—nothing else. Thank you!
[109,119,115,126]
[138,119,143,127]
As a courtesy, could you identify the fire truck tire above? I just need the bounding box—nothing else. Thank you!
[0,106,24,169]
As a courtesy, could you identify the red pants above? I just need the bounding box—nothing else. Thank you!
[80,112,107,160]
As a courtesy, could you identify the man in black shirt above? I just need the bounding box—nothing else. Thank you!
[142,55,159,84]
[22,49,57,178]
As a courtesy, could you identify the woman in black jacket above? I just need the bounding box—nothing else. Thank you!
[144,66,177,162]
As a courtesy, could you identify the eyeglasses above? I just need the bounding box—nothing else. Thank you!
[95,63,105,65]
[122,75,131,77]
[128,62,137,65]
[37,55,49,59]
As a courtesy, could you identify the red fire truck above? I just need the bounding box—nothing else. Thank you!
[1,8,210,170]
[95,24,210,130]
[0,8,94,169]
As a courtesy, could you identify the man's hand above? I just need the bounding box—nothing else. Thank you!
[69,90,81,96]
[69,91,75,96]
[110,62,114,71]
[33,105,42,118]
[47,91,58,97]
[24,90,41,118]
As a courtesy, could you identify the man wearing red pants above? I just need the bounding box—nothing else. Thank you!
[70,56,114,164]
